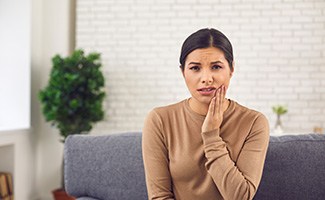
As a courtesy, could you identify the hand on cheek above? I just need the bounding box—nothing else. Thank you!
[201,85,226,133]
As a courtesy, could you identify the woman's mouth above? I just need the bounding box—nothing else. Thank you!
[197,87,216,96]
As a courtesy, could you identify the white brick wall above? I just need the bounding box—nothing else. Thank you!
[77,0,325,134]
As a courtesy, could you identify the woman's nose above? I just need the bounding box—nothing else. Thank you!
[201,71,213,84]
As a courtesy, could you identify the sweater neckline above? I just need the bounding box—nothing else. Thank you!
[184,98,235,121]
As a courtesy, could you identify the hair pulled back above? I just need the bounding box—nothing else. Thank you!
[179,28,234,71]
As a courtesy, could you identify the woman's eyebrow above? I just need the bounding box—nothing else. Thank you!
[188,62,201,65]
[211,61,223,64]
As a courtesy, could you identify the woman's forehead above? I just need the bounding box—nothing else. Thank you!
[186,47,226,63]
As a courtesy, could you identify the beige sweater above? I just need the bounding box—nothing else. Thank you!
[142,99,269,200]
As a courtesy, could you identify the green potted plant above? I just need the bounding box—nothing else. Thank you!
[272,105,288,134]
[38,49,106,199]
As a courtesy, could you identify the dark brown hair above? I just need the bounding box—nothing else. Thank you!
[179,28,234,71]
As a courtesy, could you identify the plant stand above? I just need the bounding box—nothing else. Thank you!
[52,188,75,200]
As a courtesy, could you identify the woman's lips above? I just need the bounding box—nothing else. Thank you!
[197,87,216,96]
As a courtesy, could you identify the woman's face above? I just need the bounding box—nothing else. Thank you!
[182,47,234,105]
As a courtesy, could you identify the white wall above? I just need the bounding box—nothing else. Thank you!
[0,0,30,130]
[76,0,325,134]
[0,0,74,199]
[0,0,37,199]
[31,0,73,199]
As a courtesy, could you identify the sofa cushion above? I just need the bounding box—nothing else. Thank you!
[254,134,325,200]
[77,197,99,200]
[64,132,147,200]
[65,132,325,200]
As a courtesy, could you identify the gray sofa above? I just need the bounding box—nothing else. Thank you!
[64,132,325,200]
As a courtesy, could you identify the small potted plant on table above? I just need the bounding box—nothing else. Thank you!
[272,105,288,134]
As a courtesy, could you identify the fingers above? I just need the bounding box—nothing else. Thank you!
[216,85,226,115]
[208,85,226,117]
[208,88,219,116]
[202,85,226,132]
[209,97,216,116]
[220,85,225,112]
[212,88,218,115]
[221,85,226,102]
[216,87,220,114]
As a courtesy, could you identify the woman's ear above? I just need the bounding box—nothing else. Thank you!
[230,61,235,77]
[180,65,185,78]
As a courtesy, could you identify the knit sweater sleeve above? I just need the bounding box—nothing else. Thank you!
[202,114,269,200]
[142,109,175,200]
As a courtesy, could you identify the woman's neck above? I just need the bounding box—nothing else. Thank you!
[189,97,229,116]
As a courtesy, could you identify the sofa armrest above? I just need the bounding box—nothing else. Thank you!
[64,132,147,200]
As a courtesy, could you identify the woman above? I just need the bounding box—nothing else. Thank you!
[142,28,269,200]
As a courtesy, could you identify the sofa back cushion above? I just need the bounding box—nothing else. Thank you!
[65,133,325,200]
[254,134,325,200]
[64,132,147,200]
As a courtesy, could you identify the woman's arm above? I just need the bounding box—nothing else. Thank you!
[202,115,269,200]
[202,86,269,200]
[142,109,175,200]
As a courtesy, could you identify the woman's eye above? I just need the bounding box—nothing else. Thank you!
[212,65,222,70]
[189,66,200,71]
